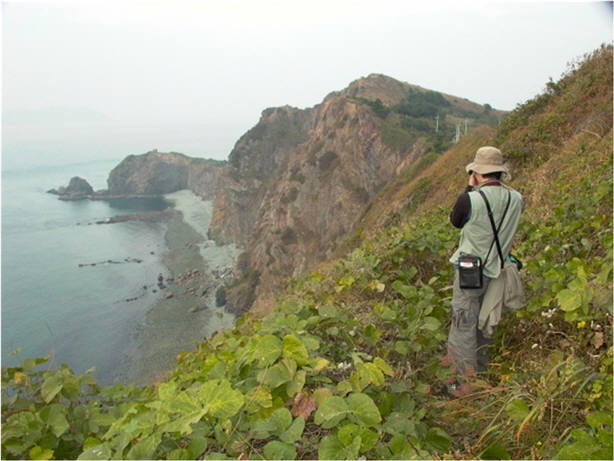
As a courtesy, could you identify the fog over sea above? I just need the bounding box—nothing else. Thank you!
[1,159,175,384]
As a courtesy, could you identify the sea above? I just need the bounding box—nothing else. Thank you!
[1,159,176,384]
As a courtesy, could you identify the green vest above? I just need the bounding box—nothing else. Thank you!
[450,182,523,278]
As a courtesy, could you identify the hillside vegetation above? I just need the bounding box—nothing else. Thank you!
[2,45,612,460]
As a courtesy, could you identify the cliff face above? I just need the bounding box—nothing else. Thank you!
[211,74,500,312]
[208,106,316,246]
[106,151,225,199]
[237,95,405,310]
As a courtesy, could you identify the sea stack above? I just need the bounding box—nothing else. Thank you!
[47,176,94,200]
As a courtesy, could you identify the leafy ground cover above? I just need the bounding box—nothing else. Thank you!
[2,45,612,460]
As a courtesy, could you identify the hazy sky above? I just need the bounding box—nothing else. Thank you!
[2,0,612,170]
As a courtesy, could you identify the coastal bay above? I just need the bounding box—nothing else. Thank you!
[1,162,170,383]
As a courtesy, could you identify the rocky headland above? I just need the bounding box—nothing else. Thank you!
[48,150,226,201]
[105,150,225,199]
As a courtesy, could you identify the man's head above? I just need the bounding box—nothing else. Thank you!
[465,146,510,179]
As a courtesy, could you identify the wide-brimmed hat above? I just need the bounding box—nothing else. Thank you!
[465,146,510,177]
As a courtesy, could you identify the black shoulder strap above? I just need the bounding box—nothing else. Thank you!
[479,189,511,269]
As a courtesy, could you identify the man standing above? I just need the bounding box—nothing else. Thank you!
[446,146,523,395]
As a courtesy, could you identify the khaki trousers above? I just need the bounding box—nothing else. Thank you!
[447,270,492,375]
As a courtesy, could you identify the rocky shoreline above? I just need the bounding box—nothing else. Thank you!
[47,171,241,385]
[92,208,176,225]
[113,191,239,385]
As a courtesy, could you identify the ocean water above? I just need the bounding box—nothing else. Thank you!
[1,160,172,383]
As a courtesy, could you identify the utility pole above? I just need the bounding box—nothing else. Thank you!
[435,114,439,133]
[455,122,461,143]
[464,118,468,135]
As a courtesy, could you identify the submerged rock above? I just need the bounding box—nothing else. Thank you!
[215,286,227,307]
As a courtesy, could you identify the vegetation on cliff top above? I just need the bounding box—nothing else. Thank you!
[2,45,612,460]
[355,84,500,155]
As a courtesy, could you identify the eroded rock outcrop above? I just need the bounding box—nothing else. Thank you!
[106,151,225,199]
[208,105,316,246]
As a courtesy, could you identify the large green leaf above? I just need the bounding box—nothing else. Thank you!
[318,434,346,460]
[338,423,378,453]
[198,379,244,420]
[318,305,339,318]
[257,358,297,388]
[244,386,273,413]
[586,411,613,429]
[40,374,63,403]
[251,335,283,367]
[39,404,69,437]
[263,441,297,460]
[392,280,417,300]
[165,391,201,414]
[167,448,191,460]
[157,381,177,401]
[187,437,209,459]
[287,370,306,397]
[125,434,161,460]
[283,335,310,365]
[29,446,54,461]
[373,357,394,376]
[318,434,360,460]
[347,393,381,427]
[422,316,441,331]
[159,408,207,435]
[374,303,397,321]
[77,443,112,460]
[280,416,305,443]
[252,407,292,439]
[388,434,420,458]
[382,412,417,436]
[424,427,452,453]
[310,357,330,371]
[350,363,385,391]
[505,398,529,421]
[314,396,349,428]
[556,289,582,312]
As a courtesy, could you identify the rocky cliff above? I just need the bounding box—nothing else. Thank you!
[106,151,225,200]
[208,105,316,246]
[210,74,502,312]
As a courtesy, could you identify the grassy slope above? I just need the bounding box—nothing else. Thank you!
[2,46,612,460]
